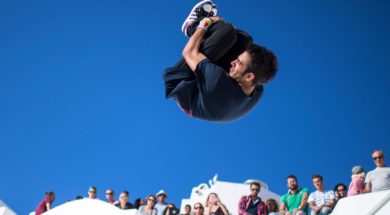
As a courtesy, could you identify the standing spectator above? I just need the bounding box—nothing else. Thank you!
[184,204,192,215]
[193,203,205,215]
[333,183,347,201]
[308,174,335,215]
[35,191,55,215]
[155,190,168,215]
[87,186,97,199]
[265,199,280,215]
[136,194,158,215]
[205,192,229,215]
[279,175,309,215]
[105,188,118,205]
[238,181,266,215]
[348,166,365,196]
[117,191,134,209]
[135,198,146,209]
[364,150,390,192]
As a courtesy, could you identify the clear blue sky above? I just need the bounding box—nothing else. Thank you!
[0,0,389,214]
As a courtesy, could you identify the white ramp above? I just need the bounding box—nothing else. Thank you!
[180,175,280,215]
[0,200,17,215]
[331,190,390,215]
[43,199,136,215]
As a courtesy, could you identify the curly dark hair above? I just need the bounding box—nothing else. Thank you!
[246,43,278,85]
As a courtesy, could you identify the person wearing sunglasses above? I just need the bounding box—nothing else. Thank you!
[238,181,267,215]
[280,175,308,215]
[136,195,158,215]
[87,186,97,199]
[105,188,118,205]
[333,183,347,201]
[193,203,205,215]
[364,150,390,193]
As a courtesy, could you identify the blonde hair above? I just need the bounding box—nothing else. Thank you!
[205,192,219,207]
[352,171,365,179]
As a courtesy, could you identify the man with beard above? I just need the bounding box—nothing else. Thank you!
[279,175,309,215]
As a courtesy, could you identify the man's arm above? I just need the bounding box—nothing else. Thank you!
[182,17,223,72]
[364,181,372,193]
[182,27,207,72]
[238,196,248,215]
[279,202,287,215]
[298,192,309,211]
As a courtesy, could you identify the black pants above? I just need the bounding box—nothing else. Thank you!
[164,21,253,99]
[175,21,253,71]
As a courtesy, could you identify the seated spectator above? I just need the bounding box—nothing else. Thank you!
[364,150,390,193]
[136,194,158,215]
[333,183,347,201]
[184,204,192,215]
[266,199,280,215]
[105,188,119,205]
[205,193,229,215]
[308,174,335,215]
[87,186,97,199]
[348,166,365,196]
[279,175,308,215]
[117,191,135,209]
[35,191,55,215]
[193,203,205,215]
[75,195,83,200]
[135,198,146,209]
[155,190,169,215]
[238,181,267,215]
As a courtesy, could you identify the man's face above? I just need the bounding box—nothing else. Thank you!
[287,177,298,190]
[88,189,97,198]
[229,51,252,82]
[105,189,114,200]
[372,151,385,167]
[250,184,260,197]
[312,178,323,191]
[158,194,166,203]
[194,204,204,215]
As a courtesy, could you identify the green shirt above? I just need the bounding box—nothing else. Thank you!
[280,187,309,213]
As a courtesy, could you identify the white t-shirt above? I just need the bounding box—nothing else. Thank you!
[365,167,390,192]
[308,190,335,206]
[154,203,167,215]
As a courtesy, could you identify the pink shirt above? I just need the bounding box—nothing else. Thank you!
[348,177,364,196]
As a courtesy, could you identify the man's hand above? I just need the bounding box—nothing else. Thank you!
[197,16,224,31]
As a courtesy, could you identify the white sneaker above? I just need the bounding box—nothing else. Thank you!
[181,0,214,37]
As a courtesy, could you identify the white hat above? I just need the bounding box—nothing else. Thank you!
[156,189,168,198]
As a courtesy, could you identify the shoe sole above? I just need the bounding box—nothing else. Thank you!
[181,0,213,35]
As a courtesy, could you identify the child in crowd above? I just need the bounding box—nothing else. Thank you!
[348,165,365,196]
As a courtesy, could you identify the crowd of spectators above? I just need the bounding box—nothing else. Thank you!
[34,150,390,215]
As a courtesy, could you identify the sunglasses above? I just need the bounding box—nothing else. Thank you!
[89,191,96,193]
[194,207,203,209]
[148,198,156,202]
[373,156,383,160]
[337,189,346,192]
[106,193,113,195]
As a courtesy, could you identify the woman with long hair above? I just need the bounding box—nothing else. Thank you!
[204,193,229,215]
[136,194,158,215]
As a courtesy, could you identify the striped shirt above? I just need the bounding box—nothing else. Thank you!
[307,190,335,206]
